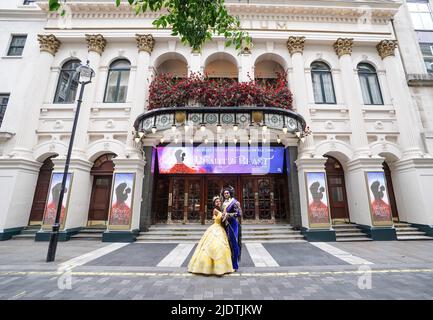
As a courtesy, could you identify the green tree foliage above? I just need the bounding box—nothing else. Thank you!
[48,0,251,52]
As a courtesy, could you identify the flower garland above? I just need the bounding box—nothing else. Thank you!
[147,72,293,110]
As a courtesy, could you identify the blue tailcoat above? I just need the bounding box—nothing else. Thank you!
[224,199,242,270]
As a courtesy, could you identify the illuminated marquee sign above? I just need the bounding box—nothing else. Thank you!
[157,147,285,174]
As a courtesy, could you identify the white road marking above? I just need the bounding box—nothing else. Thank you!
[245,243,279,267]
[157,243,196,267]
[58,243,129,270]
[311,242,373,265]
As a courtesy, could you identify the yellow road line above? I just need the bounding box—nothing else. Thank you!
[0,268,433,278]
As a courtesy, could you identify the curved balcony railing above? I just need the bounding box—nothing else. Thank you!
[134,105,307,137]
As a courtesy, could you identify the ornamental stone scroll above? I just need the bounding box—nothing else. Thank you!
[333,38,354,57]
[287,36,305,56]
[136,34,155,54]
[37,34,61,56]
[85,34,107,55]
[376,40,398,60]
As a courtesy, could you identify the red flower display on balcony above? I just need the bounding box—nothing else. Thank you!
[147,72,293,110]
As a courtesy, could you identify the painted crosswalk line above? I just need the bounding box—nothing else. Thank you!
[59,243,129,270]
[311,242,373,265]
[157,243,196,267]
[245,243,279,267]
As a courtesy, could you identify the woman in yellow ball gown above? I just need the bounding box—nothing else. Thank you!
[187,196,234,276]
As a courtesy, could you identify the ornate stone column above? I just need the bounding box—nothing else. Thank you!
[12,34,61,159]
[333,38,370,158]
[287,36,314,157]
[376,40,433,230]
[62,35,106,234]
[377,39,424,158]
[189,48,202,75]
[0,35,61,238]
[72,34,106,159]
[125,34,155,157]
[239,41,253,82]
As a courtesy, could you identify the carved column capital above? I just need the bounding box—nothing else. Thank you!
[37,34,61,56]
[85,34,107,55]
[287,36,305,56]
[333,38,354,57]
[136,34,155,54]
[377,40,398,59]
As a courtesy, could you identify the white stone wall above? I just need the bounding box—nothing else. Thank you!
[0,0,433,236]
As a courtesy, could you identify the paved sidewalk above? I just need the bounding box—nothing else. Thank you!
[1,240,433,299]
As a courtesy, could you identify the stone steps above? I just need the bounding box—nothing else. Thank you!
[135,234,305,241]
[137,224,304,243]
[395,222,433,241]
[135,239,306,244]
[11,226,40,240]
[333,224,371,242]
[397,235,433,241]
[336,237,373,242]
[70,229,104,240]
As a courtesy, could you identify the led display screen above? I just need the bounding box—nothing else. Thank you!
[157,146,285,174]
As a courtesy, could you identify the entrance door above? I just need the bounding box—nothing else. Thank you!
[169,177,203,223]
[88,176,113,224]
[29,157,55,225]
[186,178,202,223]
[325,156,350,222]
[383,162,399,221]
[240,176,283,222]
[87,154,115,227]
[153,176,170,223]
[205,176,238,222]
[273,177,289,222]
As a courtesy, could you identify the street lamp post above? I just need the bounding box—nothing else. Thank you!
[46,61,95,263]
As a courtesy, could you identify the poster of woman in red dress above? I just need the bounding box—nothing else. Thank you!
[42,173,73,230]
[108,173,135,229]
[366,172,393,226]
[305,172,331,228]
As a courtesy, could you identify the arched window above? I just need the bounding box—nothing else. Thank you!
[104,59,131,103]
[357,63,383,105]
[54,59,81,103]
[311,61,336,104]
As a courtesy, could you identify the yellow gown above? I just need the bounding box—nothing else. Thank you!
[187,210,234,275]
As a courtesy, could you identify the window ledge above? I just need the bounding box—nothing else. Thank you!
[407,73,433,87]
[0,131,15,143]
[1,56,23,60]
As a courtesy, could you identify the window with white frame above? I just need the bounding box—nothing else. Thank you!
[407,0,433,30]
[0,94,10,128]
[311,61,336,104]
[358,63,384,105]
[104,59,131,103]
[7,35,27,56]
[419,43,433,72]
[54,60,81,104]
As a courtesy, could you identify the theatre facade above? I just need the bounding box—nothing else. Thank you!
[1,0,433,242]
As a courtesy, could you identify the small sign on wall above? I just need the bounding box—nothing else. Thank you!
[42,172,73,231]
[365,171,393,226]
[305,172,331,228]
[107,173,136,230]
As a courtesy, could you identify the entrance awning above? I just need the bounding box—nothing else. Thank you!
[133,105,307,143]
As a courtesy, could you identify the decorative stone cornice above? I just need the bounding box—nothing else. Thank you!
[136,34,155,54]
[37,34,61,56]
[85,34,107,55]
[376,40,398,60]
[38,2,400,24]
[287,36,305,56]
[333,38,354,57]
